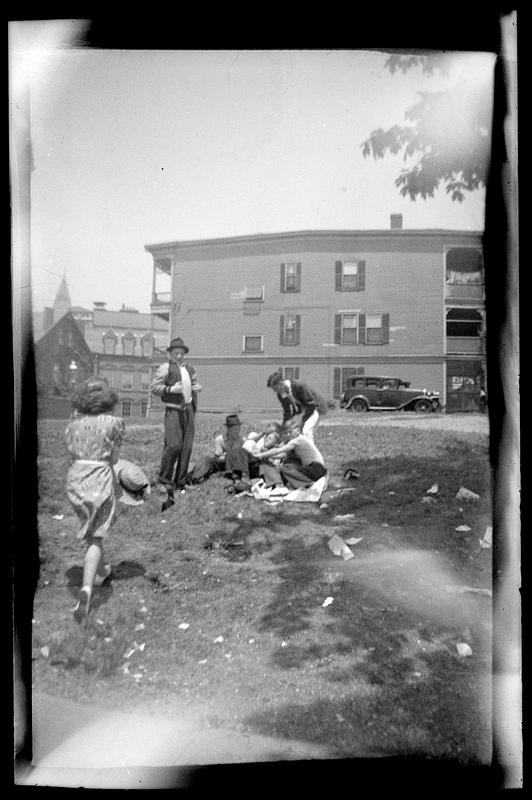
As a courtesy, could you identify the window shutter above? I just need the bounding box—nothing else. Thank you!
[335,261,343,291]
[296,262,302,292]
[279,315,285,345]
[280,263,286,293]
[357,366,365,375]
[357,260,366,291]
[333,367,341,398]
[295,367,300,380]
[295,315,301,345]
[358,313,366,344]
[278,366,283,378]
[334,314,342,344]
[382,312,390,344]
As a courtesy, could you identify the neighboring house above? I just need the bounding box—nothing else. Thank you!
[71,301,169,419]
[33,310,94,418]
[145,215,486,412]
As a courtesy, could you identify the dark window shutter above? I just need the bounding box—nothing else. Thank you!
[296,262,302,292]
[358,313,366,345]
[280,263,286,293]
[295,315,301,345]
[382,312,390,344]
[357,260,366,291]
[278,366,283,378]
[334,314,342,344]
[279,315,285,345]
[295,367,300,380]
[335,261,343,291]
[357,366,365,375]
[333,367,341,397]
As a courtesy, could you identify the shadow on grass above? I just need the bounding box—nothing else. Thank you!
[64,560,147,613]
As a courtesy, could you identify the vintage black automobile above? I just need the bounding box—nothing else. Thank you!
[340,376,441,413]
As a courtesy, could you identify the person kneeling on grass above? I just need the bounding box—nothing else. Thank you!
[65,379,125,623]
[256,420,328,490]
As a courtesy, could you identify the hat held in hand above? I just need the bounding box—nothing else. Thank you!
[114,459,151,506]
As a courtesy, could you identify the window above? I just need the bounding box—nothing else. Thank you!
[141,334,153,357]
[243,335,263,353]
[279,313,301,346]
[446,308,482,337]
[141,371,150,390]
[67,330,74,347]
[334,312,389,345]
[243,286,265,315]
[280,262,301,293]
[121,372,134,390]
[103,330,117,355]
[446,247,483,283]
[122,332,136,356]
[333,366,364,397]
[141,399,149,417]
[335,260,366,292]
[121,400,132,417]
[366,314,387,345]
[57,329,64,345]
[336,312,358,344]
[278,366,300,381]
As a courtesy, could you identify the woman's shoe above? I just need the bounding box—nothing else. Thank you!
[94,564,112,586]
[73,588,91,623]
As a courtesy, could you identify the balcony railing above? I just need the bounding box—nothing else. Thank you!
[151,292,172,305]
[446,336,485,355]
[445,282,484,301]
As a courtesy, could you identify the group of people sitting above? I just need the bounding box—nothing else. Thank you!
[185,411,327,494]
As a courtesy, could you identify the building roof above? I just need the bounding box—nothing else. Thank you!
[145,227,484,253]
[92,308,168,331]
[52,276,72,321]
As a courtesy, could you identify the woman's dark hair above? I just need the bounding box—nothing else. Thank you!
[71,378,119,415]
[266,372,282,388]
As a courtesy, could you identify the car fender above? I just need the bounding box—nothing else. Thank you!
[345,394,369,410]
[400,394,438,411]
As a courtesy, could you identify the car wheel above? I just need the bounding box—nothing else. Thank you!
[414,398,432,413]
[352,399,368,413]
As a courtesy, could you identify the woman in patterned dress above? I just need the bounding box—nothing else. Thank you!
[65,379,125,622]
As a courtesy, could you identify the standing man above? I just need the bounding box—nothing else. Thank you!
[151,337,201,508]
[266,372,326,443]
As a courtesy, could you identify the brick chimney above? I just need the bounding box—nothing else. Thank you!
[93,301,107,309]
[390,214,403,230]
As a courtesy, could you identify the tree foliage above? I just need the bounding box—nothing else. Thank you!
[361,54,492,202]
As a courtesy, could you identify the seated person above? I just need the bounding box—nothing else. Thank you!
[187,413,250,484]
[243,422,283,485]
[256,420,327,490]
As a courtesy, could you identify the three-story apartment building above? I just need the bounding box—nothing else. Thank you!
[145,215,486,412]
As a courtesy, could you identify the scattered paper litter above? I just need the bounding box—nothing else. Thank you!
[344,537,363,546]
[335,713,345,722]
[456,643,473,657]
[134,623,145,631]
[327,534,354,560]
[281,641,288,647]
[124,649,136,659]
[426,484,439,495]
[455,525,472,532]
[178,623,190,630]
[237,511,243,519]
[455,487,480,502]
[40,646,50,658]
[333,513,355,520]
[52,514,64,520]
[388,491,396,496]
[481,525,493,546]
[421,496,435,504]
[322,597,334,607]
[214,635,224,643]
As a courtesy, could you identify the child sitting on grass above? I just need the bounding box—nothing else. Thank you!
[256,419,328,490]
[65,379,125,623]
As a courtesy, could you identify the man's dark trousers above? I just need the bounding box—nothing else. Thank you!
[159,406,195,489]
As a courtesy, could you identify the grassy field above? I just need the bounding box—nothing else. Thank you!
[31,410,493,762]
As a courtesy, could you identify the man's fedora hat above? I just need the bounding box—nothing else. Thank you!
[225,414,242,427]
[167,337,189,354]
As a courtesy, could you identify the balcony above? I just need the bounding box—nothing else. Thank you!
[446,336,485,355]
[150,291,171,321]
[445,282,484,302]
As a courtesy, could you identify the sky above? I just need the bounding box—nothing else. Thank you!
[11,22,496,314]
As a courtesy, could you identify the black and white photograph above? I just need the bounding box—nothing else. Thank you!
[10,16,520,792]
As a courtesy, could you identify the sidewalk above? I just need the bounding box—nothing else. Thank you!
[17,692,334,789]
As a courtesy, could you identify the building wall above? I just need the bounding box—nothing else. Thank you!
[146,230,482,411]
